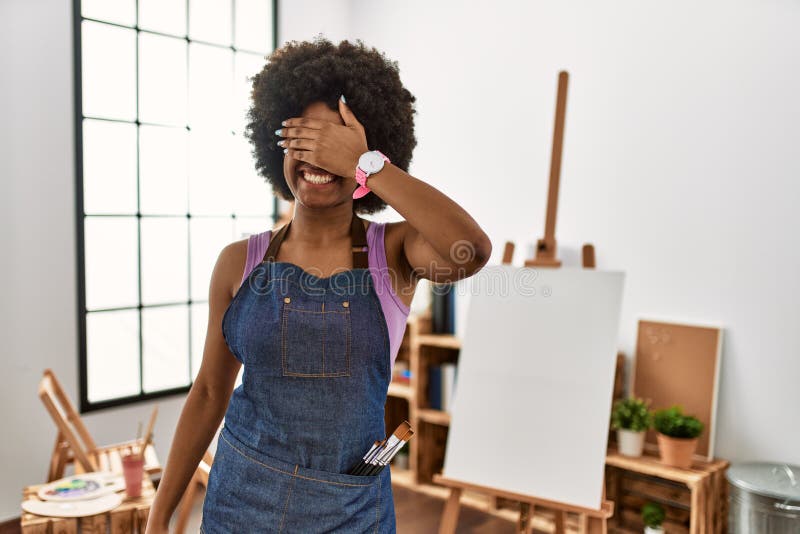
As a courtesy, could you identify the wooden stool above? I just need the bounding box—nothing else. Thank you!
[21,473,155,533]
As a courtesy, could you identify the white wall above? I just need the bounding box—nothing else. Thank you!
[279,0,351,43]
[347,0,800,465]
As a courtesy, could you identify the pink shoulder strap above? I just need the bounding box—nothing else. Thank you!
[240,230,272,287]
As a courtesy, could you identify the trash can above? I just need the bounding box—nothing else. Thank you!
[727,462,800,533]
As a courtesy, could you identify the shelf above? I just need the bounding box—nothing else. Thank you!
[417,408,451,426]
[606,449,729,485]
[385,312,461,508]
[387,381,413,400]
[417,334,461,350]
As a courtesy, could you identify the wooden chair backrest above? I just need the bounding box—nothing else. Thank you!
[38,368,99,472]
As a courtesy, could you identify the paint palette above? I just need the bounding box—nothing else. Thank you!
[23,492,123,517]
[37,472,125,502]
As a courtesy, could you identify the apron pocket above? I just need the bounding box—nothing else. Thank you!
[202,428,296,531]
[282,298,351,377]
[214,426,383,533]
[284,463,383,533]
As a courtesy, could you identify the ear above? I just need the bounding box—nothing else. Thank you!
[339,95,361,128]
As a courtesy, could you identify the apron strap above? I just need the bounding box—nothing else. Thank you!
[350,211,369,269]
[262,211,370,270]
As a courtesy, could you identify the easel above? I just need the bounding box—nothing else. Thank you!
[520,70,596,270]
[432,474,613,534]
[433,71,612,533]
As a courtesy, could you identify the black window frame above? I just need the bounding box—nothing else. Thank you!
[73,0,280,413]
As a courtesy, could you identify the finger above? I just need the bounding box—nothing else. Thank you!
[277,126,321,140]
[280,117,327,130]
[284,147,314,163]
[338,95,361,128]
[278,138,315,151]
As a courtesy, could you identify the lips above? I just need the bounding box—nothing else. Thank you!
[297,164,331,176]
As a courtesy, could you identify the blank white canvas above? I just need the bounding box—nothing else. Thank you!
[443,266,625,510]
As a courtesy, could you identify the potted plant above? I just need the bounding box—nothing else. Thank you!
[611,397,652,457]
[653,405,704,468]
[641,502,665,534]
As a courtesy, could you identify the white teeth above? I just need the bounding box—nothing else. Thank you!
[302,172,335,184]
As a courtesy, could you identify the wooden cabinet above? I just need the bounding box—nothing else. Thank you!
[385,312,460,487]
[605,450,729,534]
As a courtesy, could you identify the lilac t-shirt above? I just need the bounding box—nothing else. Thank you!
[238,221,411,372]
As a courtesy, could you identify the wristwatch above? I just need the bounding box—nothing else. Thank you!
[353,150,390,199]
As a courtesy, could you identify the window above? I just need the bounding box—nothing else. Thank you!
[74,0,279,412]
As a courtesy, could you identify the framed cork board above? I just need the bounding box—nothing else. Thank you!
[632,319,723,460]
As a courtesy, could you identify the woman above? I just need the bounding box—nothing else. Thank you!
[147,37,491,533]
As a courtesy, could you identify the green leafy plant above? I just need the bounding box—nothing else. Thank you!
[641,502,665,528]
[653,405,704,439]
[611,397,652,432]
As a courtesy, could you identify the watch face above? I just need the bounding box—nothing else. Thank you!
[358,151,384,173]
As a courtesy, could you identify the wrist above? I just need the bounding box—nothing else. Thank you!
[352,150,390,199]
[147,508,170,528]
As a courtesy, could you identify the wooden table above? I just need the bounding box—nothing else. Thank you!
[21,473,154,534]
[605,449,730,534]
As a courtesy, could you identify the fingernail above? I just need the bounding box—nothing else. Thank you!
[274,128,282,135]
[340,94,346,103]
[281,120,287,126]
[276,140,283,147]
[283,148,288,154]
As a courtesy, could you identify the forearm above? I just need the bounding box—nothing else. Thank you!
[366,164,492,268]
[148,383,229,527]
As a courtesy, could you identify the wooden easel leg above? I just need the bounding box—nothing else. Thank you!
[577,512,589,534]
[438,488,462,534]
[517,503,534,534]
[553,510,565,534]
[587,516,607,534]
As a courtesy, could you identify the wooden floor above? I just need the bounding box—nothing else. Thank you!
[392,485,518,533]
[174,484,519,533]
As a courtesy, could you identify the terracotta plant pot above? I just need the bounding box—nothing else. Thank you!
[656,432,698,468]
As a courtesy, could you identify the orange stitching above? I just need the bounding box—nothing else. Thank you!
[283,371,349,378]
[278,465,298,533]
[346,308,351,375]
[220,433,375,487]
[283,308,349,314]
[281,302,288,375]
[281,303,352,377]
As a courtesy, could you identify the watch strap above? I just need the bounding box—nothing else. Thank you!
[353,150,390,199]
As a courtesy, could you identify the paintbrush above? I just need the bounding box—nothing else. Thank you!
[357,421,413,475]
[366,428,414,475]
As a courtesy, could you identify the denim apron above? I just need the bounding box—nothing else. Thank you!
[200,212,396,533]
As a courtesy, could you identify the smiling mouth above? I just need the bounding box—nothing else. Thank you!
[299,168,339,185]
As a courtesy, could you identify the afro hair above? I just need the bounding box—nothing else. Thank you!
[245,35,417,215]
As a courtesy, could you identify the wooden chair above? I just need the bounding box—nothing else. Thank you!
[38,368,162,482]
[174,447,215,534]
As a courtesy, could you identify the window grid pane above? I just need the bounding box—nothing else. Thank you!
[78,0,276,411]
